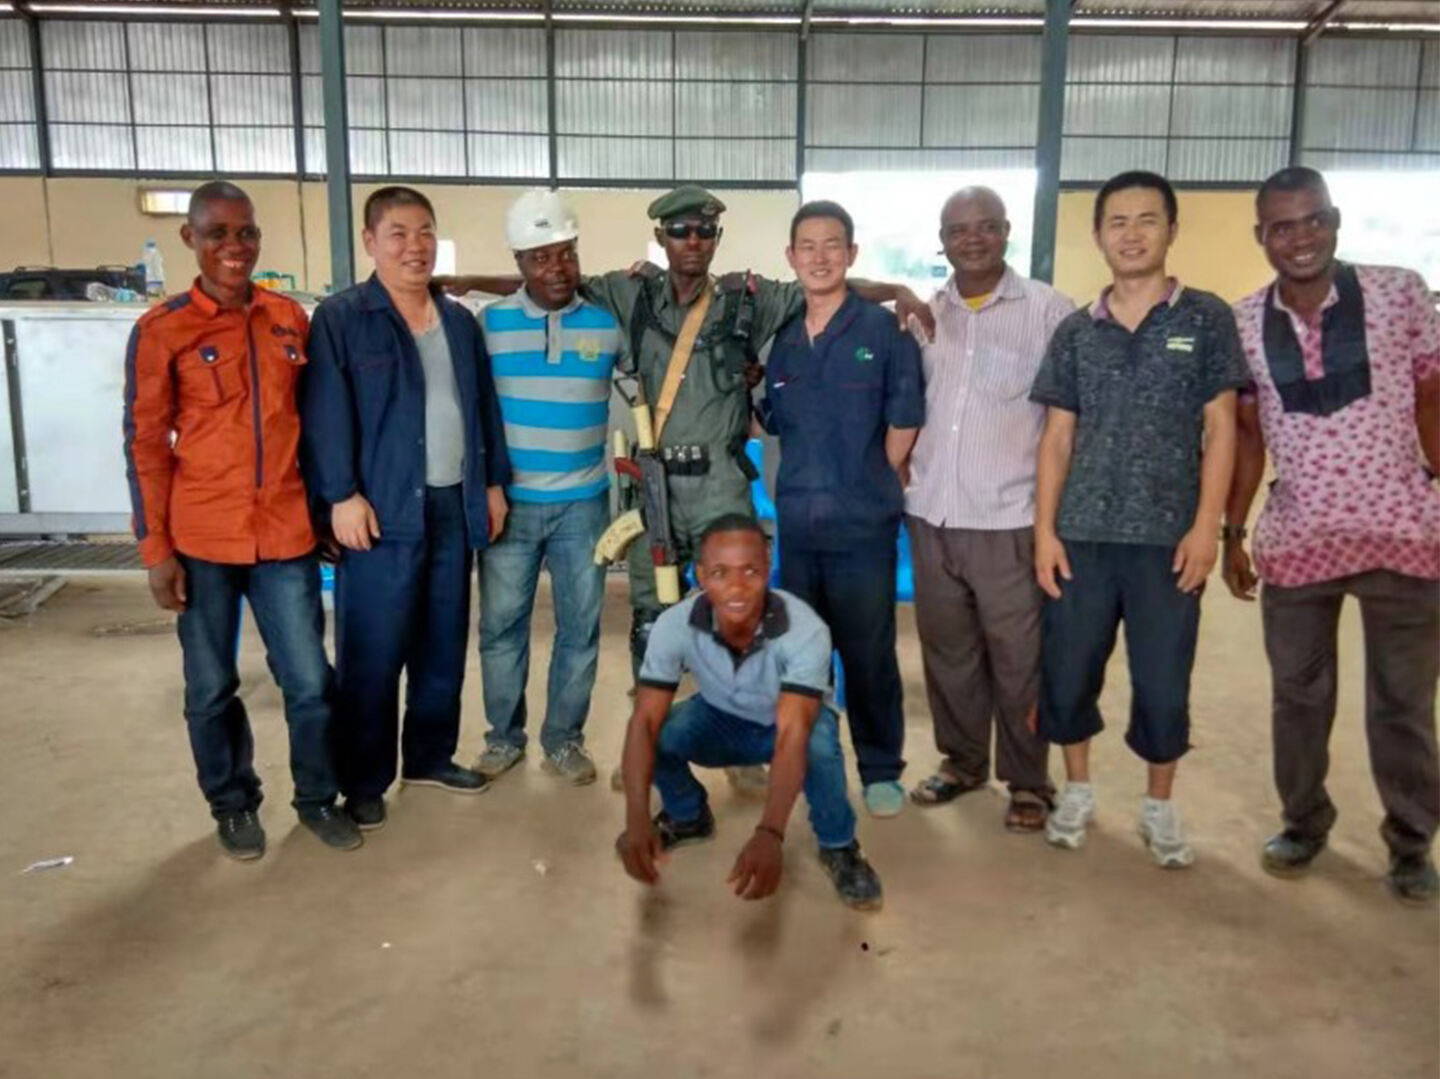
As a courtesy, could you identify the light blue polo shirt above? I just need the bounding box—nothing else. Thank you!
[638,589,833,727]
[480,288,621,503]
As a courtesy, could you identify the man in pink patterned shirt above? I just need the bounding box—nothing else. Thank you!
[1224,166,1440,905]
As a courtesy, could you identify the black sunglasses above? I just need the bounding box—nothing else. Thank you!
[663,222,720,241]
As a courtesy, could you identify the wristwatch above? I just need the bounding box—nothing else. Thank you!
[1220,524,1248,541]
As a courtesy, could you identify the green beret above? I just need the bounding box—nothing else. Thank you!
[647,185,727,223]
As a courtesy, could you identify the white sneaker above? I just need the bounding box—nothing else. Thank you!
[1045,783,1095,850]
[1140,797,1195,869]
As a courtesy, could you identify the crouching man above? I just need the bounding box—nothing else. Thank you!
[615,514,883,910]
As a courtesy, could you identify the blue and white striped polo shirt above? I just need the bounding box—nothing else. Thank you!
[480,289,621,504]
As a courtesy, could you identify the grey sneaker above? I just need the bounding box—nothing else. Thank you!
[725,764,769,799]
[475,742,526,779]
[609,764,626,792]
[1139,798,1195,869]
[1261,830,1326,878]
[818,842,883,911]
[299,804,363,852]
[1045,783,1095,850]
[217,809,265,861]
[543,742,598,786]
[1387,853,1439,905]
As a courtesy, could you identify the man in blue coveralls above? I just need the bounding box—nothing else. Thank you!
[301,186,512,831]
[762,200,924,819]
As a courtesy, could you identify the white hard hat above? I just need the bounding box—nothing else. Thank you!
[506,190,580,252]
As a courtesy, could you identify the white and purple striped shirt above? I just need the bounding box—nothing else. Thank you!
[905,266,1076,531]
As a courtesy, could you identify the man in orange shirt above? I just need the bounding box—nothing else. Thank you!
[123,181,360,860]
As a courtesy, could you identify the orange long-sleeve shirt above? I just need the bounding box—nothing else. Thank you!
[122,280,315,567]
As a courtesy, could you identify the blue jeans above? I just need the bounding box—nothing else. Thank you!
[480,494,608,755]
[1038,541,1200,765]
[653,696,858,849]
[175,553,336,817]
[334,484,472,798]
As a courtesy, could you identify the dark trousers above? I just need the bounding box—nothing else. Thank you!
[1262,569,1440,857]
[908,518,1050,793]
[175,553,336,817]
[334,484,473,800]
[779,533,905,785]
[1038,541,1200,765]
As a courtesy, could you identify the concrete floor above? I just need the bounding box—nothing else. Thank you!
[0,575,1435,1079]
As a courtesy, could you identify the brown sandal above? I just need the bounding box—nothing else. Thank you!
[909,771,986,807]
[1005,790,1053,832]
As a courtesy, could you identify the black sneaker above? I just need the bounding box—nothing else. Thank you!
[818,842,883,911]
[299,804,364,851]
[345,797,387,831]
[654,805,716,850]
[1387,853,1439,905]
[216,809,265,861]
[1260,829,1327,877]
[401,762,490,795]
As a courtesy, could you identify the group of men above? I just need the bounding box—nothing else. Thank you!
[123,162,1439,911]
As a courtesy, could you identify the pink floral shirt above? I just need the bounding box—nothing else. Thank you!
[1234,264,1440,587]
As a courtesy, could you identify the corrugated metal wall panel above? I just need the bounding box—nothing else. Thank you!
[924,84,1038,147]
[46,71,129,123]
[0,123,38,169]
[388,77,464,131]
[1423,41,1438,89]
[131,74,208,124]
[675,82,795,137]
[1171,85,1291,137]
[556,81,671,136]
[211,74,291,127]
[807,84,921,146]
[675,137,792,181]
[1415,91,1440,152]
[348,128,387,173]
[127,23,206,73]
[1174,36,1292,84]
[675,31,796,80]
[42,22,126,72]
[557,135,671,180]
[1168,137,1287,181]
[1067,35,1172,84]
[135,125,210,171]
[344,76,387,128]
[50,123,132,169]
[555,30,670,80]
[1303,150,1440,171]
[386,28,463,78]
[806,146,1032,170]
[1064,83,1169,136]
[206,24,288,74]
[466,79,547,133]
[299,26,383,77]
[1061,136,1166,181]
[0,70,33,124]
[924,35,1039,84]
[468,133,548,177]
[0,20,31,68]
[1304,87,1416,150]
[465,28,547,78]
[390,130,465,176]
[214,127,293,173]
[1308,38,1422,88]
[808,34,923,83]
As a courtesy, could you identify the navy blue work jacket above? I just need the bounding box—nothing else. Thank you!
[300,275,512,547]
[763,291,924,549]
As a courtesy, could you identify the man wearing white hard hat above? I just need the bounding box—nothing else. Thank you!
[474,190,623,785]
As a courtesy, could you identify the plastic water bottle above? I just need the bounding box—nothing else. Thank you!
[141,241,166,301]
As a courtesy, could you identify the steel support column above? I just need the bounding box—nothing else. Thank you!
[1030,0,1070,285]
[319,0,354,290]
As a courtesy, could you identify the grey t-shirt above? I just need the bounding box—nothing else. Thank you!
[414,320,465,487]
[638,589,832,727]
[1029,285,1248,547]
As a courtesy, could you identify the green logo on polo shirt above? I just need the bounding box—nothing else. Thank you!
[854,346,874,363]
[578,338,601,362]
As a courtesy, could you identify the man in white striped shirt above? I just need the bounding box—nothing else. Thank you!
[904,187,1075,832]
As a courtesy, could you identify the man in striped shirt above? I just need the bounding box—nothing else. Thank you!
[475,191,622,786]
[904,187,1075,832]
